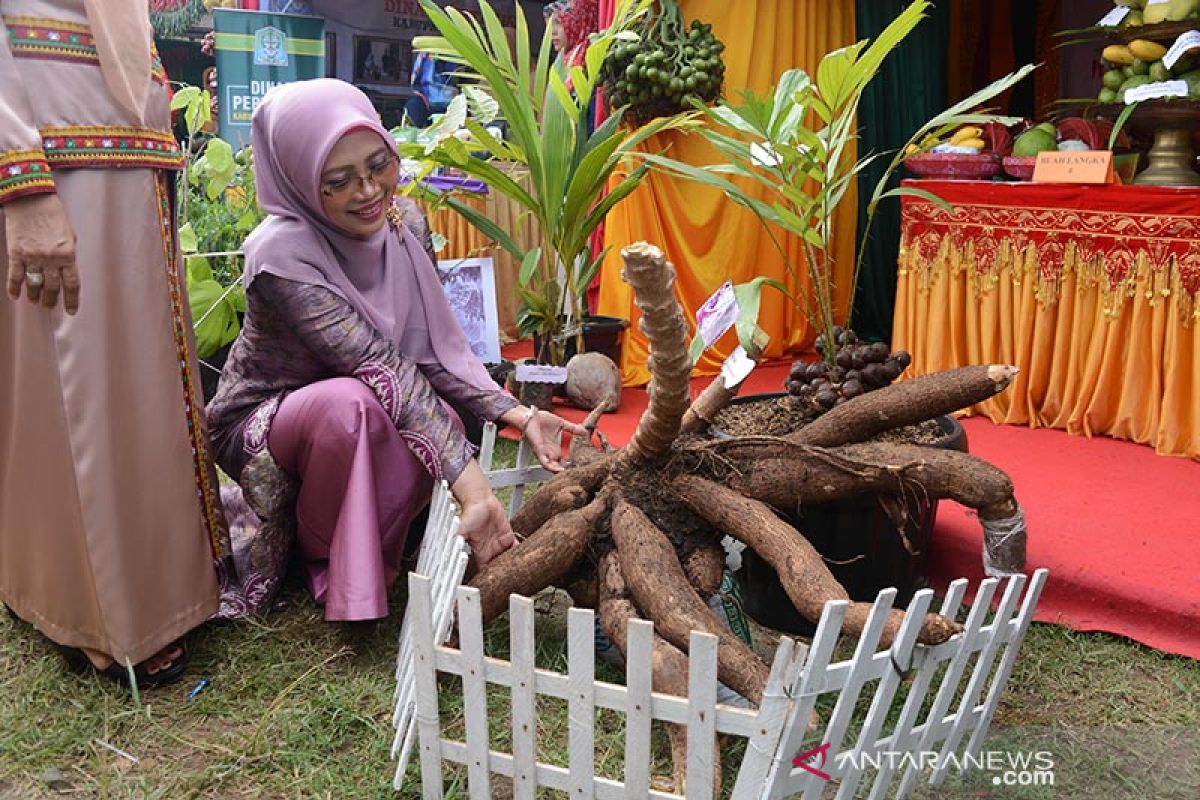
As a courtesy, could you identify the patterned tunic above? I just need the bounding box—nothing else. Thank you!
[207,266,518,485]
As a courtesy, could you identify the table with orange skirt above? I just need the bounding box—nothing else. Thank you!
[892,179,1200,460]
[416,170,541,344]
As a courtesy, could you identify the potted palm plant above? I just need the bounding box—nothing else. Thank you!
[398,0,691,384]
[645,0,1035,629]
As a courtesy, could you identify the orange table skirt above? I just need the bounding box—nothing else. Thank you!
[892,180,1200,460]
[419,183,541,344]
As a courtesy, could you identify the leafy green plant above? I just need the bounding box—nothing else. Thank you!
[399,0,694,365]
[644,0,1034,367]
[171,85,263,359]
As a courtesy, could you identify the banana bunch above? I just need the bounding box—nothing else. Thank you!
[905,126,986,156]
[1099,40,1200,103]
[1114,0,1200,25]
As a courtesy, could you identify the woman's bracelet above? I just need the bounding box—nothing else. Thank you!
[518,405,537,433]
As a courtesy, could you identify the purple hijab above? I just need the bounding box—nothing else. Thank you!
[243,78,498,392]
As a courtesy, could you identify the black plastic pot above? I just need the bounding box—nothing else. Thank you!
[532,315,628,364]
[718,398,969,636]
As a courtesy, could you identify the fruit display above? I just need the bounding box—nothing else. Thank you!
[599,0,726,124]
[1095,40,1200,102]
[785,326,912,410]
[1105,0,1200,28]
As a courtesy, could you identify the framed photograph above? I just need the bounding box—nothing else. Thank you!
[353,35,411,86]
[325,32,337,78]
[437,256,502,365]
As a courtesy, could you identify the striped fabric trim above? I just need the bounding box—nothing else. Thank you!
[153,173,228,558]
[0,149,55,203]
[5,17,168,84]
[41,126,183,171]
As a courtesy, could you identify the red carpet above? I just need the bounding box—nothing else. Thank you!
[501,344,1200,660]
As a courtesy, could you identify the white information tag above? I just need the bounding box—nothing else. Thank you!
[515,364,568,383]
[1146,0,1170,6]
[1125,80,1190,103]
[1164,30,1200,70]
[1098,6,1129,26]
[720,345,757,389]
[695,281,740,348]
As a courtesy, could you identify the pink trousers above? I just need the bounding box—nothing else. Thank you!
[268,378,436,621]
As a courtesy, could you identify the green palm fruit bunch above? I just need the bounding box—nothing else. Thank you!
[599,0,726,124]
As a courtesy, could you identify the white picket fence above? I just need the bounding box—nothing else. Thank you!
[390,424,1050,798]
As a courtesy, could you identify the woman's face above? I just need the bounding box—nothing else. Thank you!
[550,13,568,53]
[319,129,398,239]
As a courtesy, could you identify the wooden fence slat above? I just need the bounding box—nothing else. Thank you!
[865,579,970,800]
[509,595,538,800]
[623,620,654,797]
[963,570,1048,762]
[834,589,935,800]
[765,600,848,800]
[478,422,496,472]
[686,631,719,800]
[508,438,534,515]
[895,578,1000,798]
[798,589,897,800]
[568,607,597,799]
[456,588,493,800]
[729,637,806,800]
[407,574,445,798]
[930,575,1026,786]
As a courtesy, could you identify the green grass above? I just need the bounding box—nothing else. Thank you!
[2,440,1198,798]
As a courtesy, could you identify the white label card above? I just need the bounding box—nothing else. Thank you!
[1164,30,1200,70]
[1098,7,1129,26]
[1125,80,1190,103]
[514,364,568,383]
[1147,0,1170,6]
[695,281,740,348]
[720,345,757,389]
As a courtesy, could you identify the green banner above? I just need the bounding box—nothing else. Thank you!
[213,8,325,139]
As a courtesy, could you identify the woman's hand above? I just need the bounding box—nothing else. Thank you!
[450,461,515,568]
[4,193,80,314]
[500,405,592,473]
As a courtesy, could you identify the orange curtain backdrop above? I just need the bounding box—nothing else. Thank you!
[596,0,858,386]
[893,181,1200,461]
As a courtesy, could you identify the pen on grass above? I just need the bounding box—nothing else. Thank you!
[187,678,210,700]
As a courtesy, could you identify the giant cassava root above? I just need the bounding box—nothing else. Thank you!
[466,242,1027,786]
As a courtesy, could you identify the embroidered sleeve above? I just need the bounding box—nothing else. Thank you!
[420,363,519,422]
[252,273,475,483]
[0,17,54,204]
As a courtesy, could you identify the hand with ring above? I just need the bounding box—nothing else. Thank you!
[500,405,591,473]
[5,193,81,314]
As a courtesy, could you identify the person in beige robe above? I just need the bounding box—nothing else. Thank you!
[0,0,225,686]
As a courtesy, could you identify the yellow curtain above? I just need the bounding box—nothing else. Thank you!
[597,0,859,386]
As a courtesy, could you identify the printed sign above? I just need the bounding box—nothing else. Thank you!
[1163,30,1200,70]
[214,9,325,138]
[1032,150,1116,185]
[1125,79,1190,103]
[515,364,569,383]
[720,345,757,389]
[1098,7,1130,26]
[695,281,740,349]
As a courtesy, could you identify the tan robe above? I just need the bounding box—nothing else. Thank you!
[0,0,223,664]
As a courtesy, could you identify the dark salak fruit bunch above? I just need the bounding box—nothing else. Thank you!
[786,326,913,411]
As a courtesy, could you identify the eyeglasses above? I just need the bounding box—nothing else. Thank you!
[320,152,400,198]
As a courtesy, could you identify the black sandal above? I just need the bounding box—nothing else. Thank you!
[54,642,189,690]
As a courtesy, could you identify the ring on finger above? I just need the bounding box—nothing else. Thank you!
[25,271,45,289]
